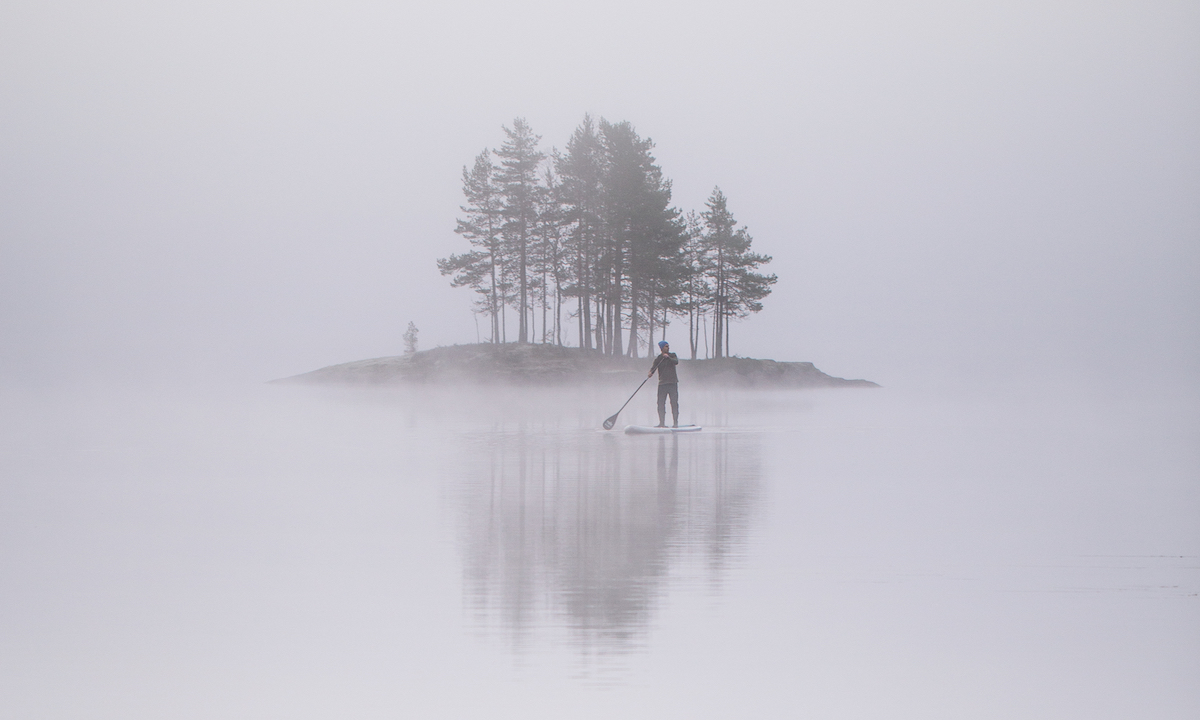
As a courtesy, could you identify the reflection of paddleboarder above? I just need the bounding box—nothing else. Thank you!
[648,341,680,428]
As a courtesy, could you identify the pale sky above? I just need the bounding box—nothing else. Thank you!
[2,0,1197,387]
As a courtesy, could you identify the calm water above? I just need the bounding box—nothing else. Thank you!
[1,381,1196,718]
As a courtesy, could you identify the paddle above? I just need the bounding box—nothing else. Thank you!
[602,376,651,430]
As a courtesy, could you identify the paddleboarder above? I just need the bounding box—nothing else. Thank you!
[648,341,680,428]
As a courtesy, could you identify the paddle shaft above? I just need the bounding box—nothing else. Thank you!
[603,376,651,429]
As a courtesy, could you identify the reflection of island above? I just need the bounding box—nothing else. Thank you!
[453,429,763,654]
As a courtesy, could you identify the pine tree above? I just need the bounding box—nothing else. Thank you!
[679,210,711,359]
[554,116,605,350]
[598,120,684,358]
[494,118,545,344]
[438,151,504,342]
[702,188,734,358]
[532,164,567,344]
[403,322,419,355]
[700,187,775,357]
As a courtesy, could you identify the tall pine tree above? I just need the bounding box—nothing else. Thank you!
[494,118,544,344]
[554,116,605,350]
[598,120,684,358]
[438,150,504,341]
[700,187,775,357]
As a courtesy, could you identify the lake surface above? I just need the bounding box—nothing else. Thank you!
[1,381,1196,718]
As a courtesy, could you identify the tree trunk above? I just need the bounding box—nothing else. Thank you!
[594,297,604,353]
[691,297,700,360]
[518,221,527,343]
[647,288,655,356]
[627,279,639,359]
[611,261,623,357]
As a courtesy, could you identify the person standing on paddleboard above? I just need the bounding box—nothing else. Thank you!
[648,340,680,428]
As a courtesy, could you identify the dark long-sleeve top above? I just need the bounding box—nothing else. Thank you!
[650,352,679,384]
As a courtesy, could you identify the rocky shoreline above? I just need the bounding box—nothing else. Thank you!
[275,343,878,389]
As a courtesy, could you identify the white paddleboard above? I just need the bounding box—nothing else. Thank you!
[623,424,702,435]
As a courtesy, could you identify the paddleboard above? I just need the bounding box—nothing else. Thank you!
[623,424,702,434]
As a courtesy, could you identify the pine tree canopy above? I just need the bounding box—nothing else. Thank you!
[436,117,777,359]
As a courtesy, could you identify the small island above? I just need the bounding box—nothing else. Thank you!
[275,343,877,388]
[280,118,878,391]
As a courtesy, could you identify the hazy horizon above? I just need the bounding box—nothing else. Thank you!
[2,0,1196,391]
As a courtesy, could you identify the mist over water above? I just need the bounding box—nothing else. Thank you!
[1,380,1195,716]
[2,0,1197,714]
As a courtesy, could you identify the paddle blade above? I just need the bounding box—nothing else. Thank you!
[602,414,618,430]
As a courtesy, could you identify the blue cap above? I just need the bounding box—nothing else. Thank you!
[658,341,669,348]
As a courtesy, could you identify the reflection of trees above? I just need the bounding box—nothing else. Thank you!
[455,430,762,653]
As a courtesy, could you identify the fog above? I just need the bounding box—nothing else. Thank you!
[1,0,1198,717]
[2,0,1197,387]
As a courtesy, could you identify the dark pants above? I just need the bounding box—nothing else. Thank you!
[657,383,679,427]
